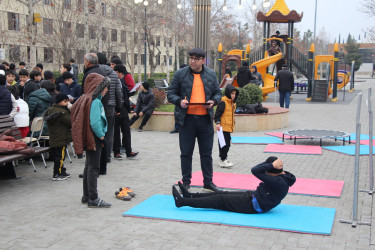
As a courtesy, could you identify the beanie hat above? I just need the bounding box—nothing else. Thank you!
[62,71,74,81]
[55,93,69,104]
[265,156,283,174]
[44,70,54,80]
[142,82,150,90]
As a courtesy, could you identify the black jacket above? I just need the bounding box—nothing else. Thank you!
[251,162,296,212]
[82,65,106,92]
[237,66,255,88]
[274,69,294,92]
[24,79,40,101]
[167,66,222,126]
[0,86,12,115]
[59,79,82,102]
[135,90,154,115]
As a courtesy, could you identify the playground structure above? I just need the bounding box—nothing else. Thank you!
[217,0,351,102]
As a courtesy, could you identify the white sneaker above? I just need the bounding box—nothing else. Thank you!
[223,159,234,168]
[218,159,226,167]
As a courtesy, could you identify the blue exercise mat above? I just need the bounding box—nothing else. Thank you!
[232,136,283,144]
[323,145,375,156]
[123,195,335,235]
[337,133,375,142]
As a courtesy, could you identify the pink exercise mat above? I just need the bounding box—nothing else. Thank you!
[179,171,343,198]
[264,144,322,155]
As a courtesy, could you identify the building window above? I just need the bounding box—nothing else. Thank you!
[121,53,126,64]
[43,18,53,35]
[134,53,138,65]
[101,3,106,16]
[121,30,126,43]
[102,27,107,41]
[77,50,85,64]
[62,21,71,36]
[169,38,172,47]
[9,45,20,62]
[77,0,84,11]
[8,13,20,31]
[76,23,84,38]
[156,36,160,46]
[89,0,95,14]
[169,56,173,66]
[111,29,117,42]
[141,54,145,65]
[44,47,53,63]
[111,6,117,19]
[89,26,96,39]
[120,7,126,18]
[63,0,71,9]
[156,54,160,65]
[43,0,52,5]
[163,55,166,65]
[134,33,138,43]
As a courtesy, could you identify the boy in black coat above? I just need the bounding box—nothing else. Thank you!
[129,82,154,132]
[172,156,296,214]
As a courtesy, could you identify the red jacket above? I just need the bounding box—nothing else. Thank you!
[124,74,135,91]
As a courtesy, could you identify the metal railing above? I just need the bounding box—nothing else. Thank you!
[289,45,309,77]
[249,44,265,65]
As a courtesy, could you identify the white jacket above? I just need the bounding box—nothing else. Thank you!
[13,98,29,127]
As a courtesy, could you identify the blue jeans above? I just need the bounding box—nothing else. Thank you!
[179,115,214,185]
[279,91,291,108]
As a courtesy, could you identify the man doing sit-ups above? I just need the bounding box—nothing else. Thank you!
[172,156,296,214]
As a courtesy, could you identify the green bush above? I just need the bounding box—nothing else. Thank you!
[235,84,263,107]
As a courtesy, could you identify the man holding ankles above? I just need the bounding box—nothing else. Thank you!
[168,48,222,192]
[172,157,296,214]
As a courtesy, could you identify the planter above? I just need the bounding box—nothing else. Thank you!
[130,106,289,132]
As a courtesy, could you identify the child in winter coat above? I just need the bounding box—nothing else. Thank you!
[129,82,154,132]
[44,93,72,181]
[6,85,29,137]
[214,84,239,168]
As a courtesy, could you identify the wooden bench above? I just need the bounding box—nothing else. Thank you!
[0,115,50,179]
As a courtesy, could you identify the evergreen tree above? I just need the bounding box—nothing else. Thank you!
[344,34,362,71]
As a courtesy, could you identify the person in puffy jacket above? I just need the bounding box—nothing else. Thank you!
[237,61,255,88]
[172,156,296,214]
[214,85,239,168]
[27,86,52,135]
[129,82,154,132]
[250,65,263,86]
[43,93,72,181]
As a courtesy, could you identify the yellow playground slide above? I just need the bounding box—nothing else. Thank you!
[251,52,283,100]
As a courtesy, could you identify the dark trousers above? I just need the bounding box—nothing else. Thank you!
[104,106,115,162]
[218,131,231,161]
[113,107,132,156]
[181,190,256,214]
[99,142,107,174]
[83,139,102,201]
[52,146,66,175]
[279,91,291,108]
[129,113,151,128]
[179,115,214,186]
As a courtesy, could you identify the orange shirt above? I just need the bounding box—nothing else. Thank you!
[187,74,207,115]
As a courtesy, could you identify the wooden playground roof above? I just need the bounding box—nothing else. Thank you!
[256,0,303,23]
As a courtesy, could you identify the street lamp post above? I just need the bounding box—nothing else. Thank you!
[135,0,163,82]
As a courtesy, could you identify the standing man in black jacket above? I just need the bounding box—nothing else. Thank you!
[167,48,222,192]
[172,156,296,214]
[274,64,294,109]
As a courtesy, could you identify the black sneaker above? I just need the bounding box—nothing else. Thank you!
[181,182,190,191]
[114,153,123,160]
[127,152,139,159]
[52,174,68,181]
[61,172,71,178]
[88,198,111,208]
[203,182,222,192]
[170,128,179,134]
[81,195,89,204]
[138,127,143,132]
[79,174,84,178]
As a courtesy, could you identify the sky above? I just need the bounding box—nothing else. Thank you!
[286,0,371,43]
[231,0,372,43]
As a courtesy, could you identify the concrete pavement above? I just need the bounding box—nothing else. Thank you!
[1,78,375,249]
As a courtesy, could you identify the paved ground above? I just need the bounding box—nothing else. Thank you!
[1,78,375,249]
